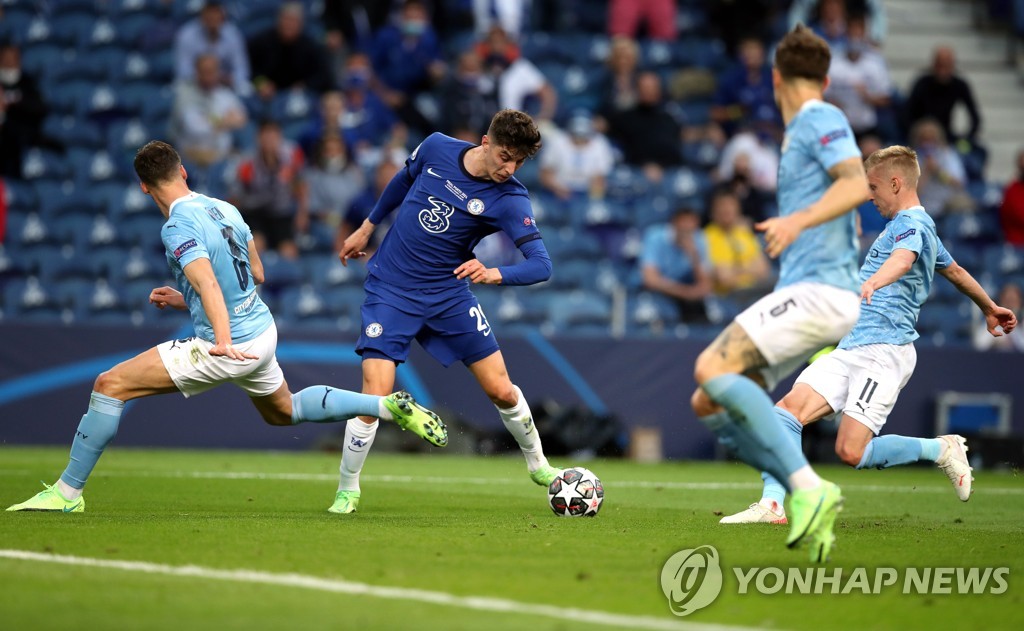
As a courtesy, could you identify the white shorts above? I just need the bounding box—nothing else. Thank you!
[157,323,284,398]
[795,343,917,435]
[734,282,861,390]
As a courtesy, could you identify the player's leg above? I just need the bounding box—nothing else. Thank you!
[466,351,559,486]
[7,347,178,512]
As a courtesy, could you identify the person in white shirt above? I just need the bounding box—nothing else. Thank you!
[826,18,891,138]
[539,112,615,200]
[170,54,247,168]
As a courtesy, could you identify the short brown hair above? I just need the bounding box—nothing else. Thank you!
[864,145,921,188]
[774,24,831,83]
[486,109,542,160]
[134,140,182,187]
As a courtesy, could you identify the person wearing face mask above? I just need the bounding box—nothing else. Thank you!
[306,134,365,235]
[0,42,46,178]
[369,0,446,136]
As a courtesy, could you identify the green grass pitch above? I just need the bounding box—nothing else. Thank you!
[1,447,1022,631]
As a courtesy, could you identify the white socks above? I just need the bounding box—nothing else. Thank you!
[57,479,82,501]
[787,464,823,492]
[497,386,549,472]
[376,398,393,421]
[339,418,379,492]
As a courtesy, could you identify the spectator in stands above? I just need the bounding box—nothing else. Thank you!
[438,49,498,138]
[473,0,529,38]
[706,0,773,56]
[477,26,558,123]
[174,1,251,97]
[596,36,641,131]
[703,189,770,299]
[337,151,404,252]
[170,54,247,169]
[910,118,973,215]
[1000,149,1024,246]
[370,0,446,135]
[322,0,394,53]
[973,283,1024,351]
[231,121,307,260]
[641,207,712,322]
[608,0,678,41]
[711,37,780,138]
[825,16,891,140]
[855,134,887,238]
[716,130,778,196]
[790,0,888,45]
[905,46,981,146]
[0,42,45,179]
[306,134,364,235]
[298,90,345,158]
[339,53,401,166]
[539,111,615,201]
[608,71,683,182]
[248,2,332,101]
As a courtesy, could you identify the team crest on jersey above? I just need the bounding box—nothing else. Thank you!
[467,198,485,215]
[419,195,455,233]
[365,322,383,338]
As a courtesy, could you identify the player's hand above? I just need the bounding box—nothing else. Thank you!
[755,213,804,258]
[986,305,1018,337]
[149,286,187,310]
[454,259,502,284]
[339,228,371,266]
[860,279,877,305]
[209,342,259,361]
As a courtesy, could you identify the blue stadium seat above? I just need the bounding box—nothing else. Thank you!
[49,13,94,48]
[941,212,1000,244]
[38,247,95,284]
[544,227,604,260]
[548,289,611,330]
[107,118,155,158]
[548,258,600,291]
[42,80,94,116]
[50,52,110,84]
[42,115,106,149]
[628,291,681,331]
[120,215,168,252]
[529,191,571,228]
[18,15,57,47]
[270,89,317,122]
[20,44,68,83]
[633,191,677,229]
[99,182,152,218]
[320,285,369,318]
[983,244,1024,277]
[0,7,35,46]
[111,13,159,49]
[21,149,71,181]
[3,179,39,213]
[49,213,97,252]
[38,180,102,220]
[3,276,64,321]
[260,252,305,294]
[303,254,366,290]
[68,149,122,188]
[6,211,60,251]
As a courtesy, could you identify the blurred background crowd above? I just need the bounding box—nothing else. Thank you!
[1,0,1023,351]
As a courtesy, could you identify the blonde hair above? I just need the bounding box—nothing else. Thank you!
[864,145,921,188]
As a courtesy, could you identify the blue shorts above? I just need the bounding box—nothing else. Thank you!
[356,277,500,367]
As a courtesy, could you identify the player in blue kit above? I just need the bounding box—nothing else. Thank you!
[719,146,1017,523]
[332,109,557,514]
[6,141,446,513]
[688,25,871,562]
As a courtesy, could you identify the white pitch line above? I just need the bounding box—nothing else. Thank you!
[1,469,1021,495]
[0,549,760,631]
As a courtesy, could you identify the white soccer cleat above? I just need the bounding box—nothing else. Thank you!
[719,498,788,524]
[936,434,973,501]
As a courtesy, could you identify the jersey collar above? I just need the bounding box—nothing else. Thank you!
[168,191,199,216]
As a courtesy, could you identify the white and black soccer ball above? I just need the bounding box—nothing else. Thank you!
[547,467,604,517]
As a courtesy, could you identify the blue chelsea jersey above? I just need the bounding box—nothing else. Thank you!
[160,193,273,344]
[840,207,953,349]
[776,99,861,292]
[367,133,543,289]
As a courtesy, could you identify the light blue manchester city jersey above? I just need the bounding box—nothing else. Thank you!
[840,207,952,349]
[776,99,861,292]
[160,192,273,344]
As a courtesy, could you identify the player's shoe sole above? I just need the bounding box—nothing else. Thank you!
[384,392,448,447]
[6,482,85,513]
[937,434,973,501]
[328,490,360,514]
[786,480,843,563]
[719,501,788,524]
[530,465,561,487]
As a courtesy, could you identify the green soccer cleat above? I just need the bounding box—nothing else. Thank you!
[328,490,360,514]
[6,482,85,513]
[786,480,843,563]
[529,465,561,487]
[384,391,448,447]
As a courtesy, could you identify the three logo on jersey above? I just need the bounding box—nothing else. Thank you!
[417,195,487,233]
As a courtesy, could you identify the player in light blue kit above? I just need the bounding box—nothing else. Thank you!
[333,110,557,514]
[689,25,870,562]
[719,146,1017,523]
[7,141,446,513]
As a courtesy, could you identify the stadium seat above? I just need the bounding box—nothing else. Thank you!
[37,180,102,220]
[120,215,169,252]
[20,44,68,84]
[548,289,611,330]
[983,244,1024,277]
[3,276,65,321]
[42,115,105,150]
[3,179,39,213]
[6,212,59,251]
[42,80,94,116]
[49,213,96,252]
[320,285,368,318]
[260,253,305,295]
[67,149,121,188]
[941,212,1001,244]
[39,248,95,284]
[628,291,681,331]
[49,13,94,48]
[303,254,366,290]
[0,7,35,46]
[21,149,71,181]
[270,89,317,122]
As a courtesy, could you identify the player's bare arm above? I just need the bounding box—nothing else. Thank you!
[938,262,1018,336]
[182,258,259,361]
[247,240,265,285]
[454,259,502,284]
[755,156,869,258]
[149,286,187,310]
[339,218,375,265]
[860,248,917,304]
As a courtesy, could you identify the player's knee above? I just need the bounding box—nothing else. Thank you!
[93,370,122,398]
[777,394,810,425]
[486,382,518,408]
[693,349,725,386]
[835,441,865,467]
[690,388,718,417]
[261,412,292,427]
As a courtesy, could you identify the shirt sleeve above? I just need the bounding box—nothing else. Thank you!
[934,235,954,270]
[640,227,662,268]
[162,217,208,269]
[808,106,860,171]
[495,192,542,248]
[891,216,924,257]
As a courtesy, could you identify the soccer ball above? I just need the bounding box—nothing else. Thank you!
[547,467,604,517]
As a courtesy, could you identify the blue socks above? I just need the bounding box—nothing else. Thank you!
[291,386,385,424]
[60,391,125,490]
[857,435,943,469]
[700,374,810,492]
[759,408,802,505]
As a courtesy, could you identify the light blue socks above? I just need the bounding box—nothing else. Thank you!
[857,435,943,469]
[699,374,810,491]
[60,391,125,489]
[291,386,388,424]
